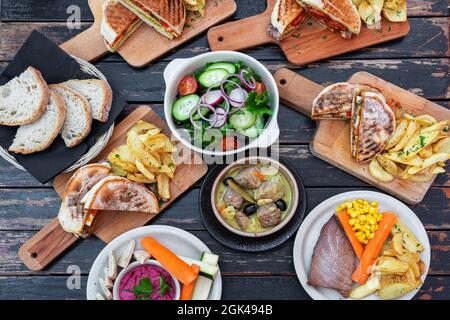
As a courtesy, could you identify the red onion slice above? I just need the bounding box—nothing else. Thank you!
[228,88,248,108]
[202,89,223,106]
[211,108,228,128]
[189,104,217,129]
[240,69,256,90]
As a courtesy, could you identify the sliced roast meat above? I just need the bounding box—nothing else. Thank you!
[223,186,244,209]
[233,167,262,190]
[235,210,250,230]
[254,181,285,201]
[307,216,356,298]
[257,203,281,228]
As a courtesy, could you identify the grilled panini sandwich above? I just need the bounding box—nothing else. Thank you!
[351,91,396,163]
[297,0,361,39]
[101,0,143,52]
[269,0,307,40]
[312,82,379,120]
[119,0,186,39]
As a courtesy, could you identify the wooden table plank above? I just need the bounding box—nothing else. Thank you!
[0,275,448,300]
[0,17,448,62]
[2,59,446,101]
[1,0,447,22]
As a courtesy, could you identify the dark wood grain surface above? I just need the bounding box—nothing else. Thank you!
[0,0,448,300]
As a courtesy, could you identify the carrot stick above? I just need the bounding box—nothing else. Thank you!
[181,264,200,300]
[336,210,365,260]
[351,212,398,284]
[141,236,198,285]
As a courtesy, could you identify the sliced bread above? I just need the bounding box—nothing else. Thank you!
[50,84,92,148]
[9,91,66,154]
[64,79,112,122]
[0,66,49,126]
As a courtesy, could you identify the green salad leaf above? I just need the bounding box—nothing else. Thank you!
[246,91,272,117]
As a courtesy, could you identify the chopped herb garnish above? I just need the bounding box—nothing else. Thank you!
[128,277,153,300]
[158,276,172,297]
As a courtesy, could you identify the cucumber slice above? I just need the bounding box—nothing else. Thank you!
[198,68,229,88]
[229,108,256,130]
[172,94,200,121]
[206,62,236,74]
[201,252,219,266]
[193,105,210,121]
[192,276,213,300]
[239,115,265,138]
[180,256,219,279]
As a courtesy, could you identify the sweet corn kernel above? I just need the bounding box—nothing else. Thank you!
[371,201,378,207]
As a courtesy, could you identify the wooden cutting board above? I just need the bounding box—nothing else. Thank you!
[274,68,450,205]
[60,0,237,67]
[19,106,208,271]
[207,0,410,65]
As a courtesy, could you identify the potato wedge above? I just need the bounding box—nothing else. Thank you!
[414,114,437,127]
[403,130,440,159]
[376,154,398,176]
[392,233,404,255]
[129,120,160,135]
[349,276,380,299]
[418,145,433,158]
[383,152,423,167]
[391,222,424,253]
[359,1,382,25]
[127,172,156,184]
[417,153,450,173]
[420,120,449,134]
[378,274,416,299]
[391,121,417,152]
[383,0,405,10]
[386,119,408,150]
[408,173,434,182]
[432,166,446,174]
[369,158,394,182]
[373,256,409,274]
[382,0,407,22]
[157,173,170,200]
[127,131,161,168]
[433,137,450,153]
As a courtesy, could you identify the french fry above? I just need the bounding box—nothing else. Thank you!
[157,174,170,200]
[383,152,423,167]
[135,160,155,180]
[377,154,398,176]
[433,137,450,153]
[402,130,439,159]
[386,119,408,150]
[391,121,417,152]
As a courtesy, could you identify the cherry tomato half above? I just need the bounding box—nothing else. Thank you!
[221,136,239,151]
[178,76,198,96]
[254,82,266,94]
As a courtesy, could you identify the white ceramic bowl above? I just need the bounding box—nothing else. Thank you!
[113,260,181,301]
[211,156,299,237]
[163,51,280,156]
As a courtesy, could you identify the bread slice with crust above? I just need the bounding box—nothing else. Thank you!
[0,66,49,126]
[9,91,66,154]
[50,84,92,148]
[64,79,112,123]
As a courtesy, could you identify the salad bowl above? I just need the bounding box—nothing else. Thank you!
[163,51,280,156]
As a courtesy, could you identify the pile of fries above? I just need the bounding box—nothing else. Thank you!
[108,121,177,200]
[369,111,449,183]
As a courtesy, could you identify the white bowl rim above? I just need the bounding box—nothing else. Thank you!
[113,260,181,301]
[163,51,280,157]
[210,156,300,237]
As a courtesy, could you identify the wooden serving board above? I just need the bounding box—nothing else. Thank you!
[19,106,208,271]
[60,0,237,67]
[207,0,410,65]
[274,68,450,205]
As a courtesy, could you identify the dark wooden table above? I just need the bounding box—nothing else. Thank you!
[0,0,448,300]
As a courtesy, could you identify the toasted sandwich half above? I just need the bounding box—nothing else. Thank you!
[101,0,143,52]
[297,0,361,39]
[269,0,307,41]
[118,0,186,40]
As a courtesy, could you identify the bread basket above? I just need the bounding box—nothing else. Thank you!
[0,56,114,173]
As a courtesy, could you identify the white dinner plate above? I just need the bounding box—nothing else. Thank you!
[293,190,430,300]
[86,225,222,300]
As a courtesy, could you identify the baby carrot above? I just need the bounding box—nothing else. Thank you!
[336,210,365,260]
[141,236,198,285]
[351,212,398,284]
[181,264,200,300]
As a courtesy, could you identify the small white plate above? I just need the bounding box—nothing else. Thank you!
[293,190,430,300]
[86,225,222,300]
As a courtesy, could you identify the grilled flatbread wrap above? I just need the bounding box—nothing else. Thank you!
[58,164,111,236]
[82,176,160,213]
[268,0,307,40]
[298,0,361,38]
[312,82,379,120]
[351,91,396,163]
